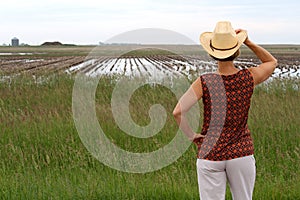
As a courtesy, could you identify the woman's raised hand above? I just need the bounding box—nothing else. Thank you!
[235,29,250,45]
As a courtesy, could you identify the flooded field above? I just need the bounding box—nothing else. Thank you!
[0,45,299,80]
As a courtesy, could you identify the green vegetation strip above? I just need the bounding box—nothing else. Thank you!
[0,75,299,199]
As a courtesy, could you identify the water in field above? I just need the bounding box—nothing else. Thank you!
[0,54,299,82]
[65,56,300,79]
[0,53,34,55]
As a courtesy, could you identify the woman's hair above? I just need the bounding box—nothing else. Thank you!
[210,49,240,61]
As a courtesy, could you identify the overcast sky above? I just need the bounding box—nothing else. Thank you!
[1,0,299,45]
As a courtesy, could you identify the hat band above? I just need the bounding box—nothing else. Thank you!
[210,40,238,52]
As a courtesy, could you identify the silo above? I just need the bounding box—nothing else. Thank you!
[11,37,19,46]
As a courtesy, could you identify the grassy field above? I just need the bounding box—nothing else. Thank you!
[0,73,299,199]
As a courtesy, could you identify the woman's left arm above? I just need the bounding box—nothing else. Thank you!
[172,77,205,141]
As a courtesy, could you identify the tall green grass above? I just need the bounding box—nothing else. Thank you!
[0,75,299,199]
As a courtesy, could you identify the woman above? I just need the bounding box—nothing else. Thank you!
[173,21,277,200]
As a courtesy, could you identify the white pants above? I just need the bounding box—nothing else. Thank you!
[196,155,256,200]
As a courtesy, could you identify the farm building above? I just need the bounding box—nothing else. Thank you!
[11,37,19,46]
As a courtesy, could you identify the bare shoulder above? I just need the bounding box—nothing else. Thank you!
[247,67,256,76]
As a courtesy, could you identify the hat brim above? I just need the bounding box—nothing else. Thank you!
[200,30,247,59]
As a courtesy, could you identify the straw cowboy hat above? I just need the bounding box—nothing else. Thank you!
[200,21,247,59]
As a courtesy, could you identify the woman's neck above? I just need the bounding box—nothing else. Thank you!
[216,61,239,75]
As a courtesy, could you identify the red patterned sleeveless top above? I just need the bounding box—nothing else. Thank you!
[194,68,254,161]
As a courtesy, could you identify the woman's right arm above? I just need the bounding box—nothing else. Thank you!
[243,36,278,85]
